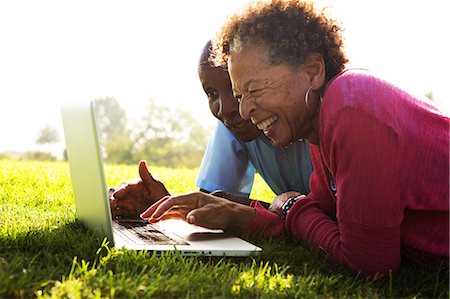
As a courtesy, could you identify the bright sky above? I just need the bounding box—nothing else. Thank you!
[0,0,448,153]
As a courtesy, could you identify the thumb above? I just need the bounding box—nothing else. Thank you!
[186,208,225,230]
[138,160,156,186]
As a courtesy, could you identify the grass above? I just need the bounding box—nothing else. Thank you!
[0,159,448,298]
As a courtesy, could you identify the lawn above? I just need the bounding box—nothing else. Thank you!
[0,160,448,298]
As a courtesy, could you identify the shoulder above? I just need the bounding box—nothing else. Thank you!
[210,121,245,148]
[324,69,386,105]
[214,120,237,139]
[201,121,252,165]
[321,69,404,125]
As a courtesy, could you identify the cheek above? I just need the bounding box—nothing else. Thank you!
[209,101,220,119]
[277,90,299,113]
[277,90,304,125]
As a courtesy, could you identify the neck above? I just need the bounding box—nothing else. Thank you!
[305,108,320,145]
[303,86,323,145]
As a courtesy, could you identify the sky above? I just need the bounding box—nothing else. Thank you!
[0,0,448,153]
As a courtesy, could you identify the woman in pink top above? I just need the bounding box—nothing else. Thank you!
[142,0,449,277]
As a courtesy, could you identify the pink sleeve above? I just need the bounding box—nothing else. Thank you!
[245,200,285,237]
[286,196,400,277]
[286,106,403,277]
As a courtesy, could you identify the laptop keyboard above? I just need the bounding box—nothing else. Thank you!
[114,220,187,245]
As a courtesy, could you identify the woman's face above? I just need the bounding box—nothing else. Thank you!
[199,63,260,142]
[228,45,317,147]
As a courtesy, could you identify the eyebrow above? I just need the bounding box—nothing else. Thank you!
[232,78,266,96]
[243,79,262,90]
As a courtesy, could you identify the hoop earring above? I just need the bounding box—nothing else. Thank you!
[305,85,313,110]
[304,85,323,111]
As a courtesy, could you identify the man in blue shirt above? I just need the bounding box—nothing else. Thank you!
[196,120,311,197]
[109,41,313,218]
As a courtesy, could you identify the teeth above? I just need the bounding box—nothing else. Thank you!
[256,116,278,131]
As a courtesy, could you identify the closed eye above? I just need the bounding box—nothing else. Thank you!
[249,88,262,95]
[206,89,219,102]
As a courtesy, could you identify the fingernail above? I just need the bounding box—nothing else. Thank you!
[187,215,195,223]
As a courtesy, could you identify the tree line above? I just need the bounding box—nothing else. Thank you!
[5,97,210,168]
[93,97,210,168]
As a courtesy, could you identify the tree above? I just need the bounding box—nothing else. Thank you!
[36,126,59,145]
[31,126,59,161]
[94,97,133,163]
[94,97,129,144]
[103,134,135,165]
[90,96,209,167]
[133,98,209,168]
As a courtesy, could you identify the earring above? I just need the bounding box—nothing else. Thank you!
[304,85,323,111]
[305,85,313,110]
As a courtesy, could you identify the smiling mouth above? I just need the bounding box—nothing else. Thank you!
[255,116,278,133]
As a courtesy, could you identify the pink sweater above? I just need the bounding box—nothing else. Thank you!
[247,69,449,277]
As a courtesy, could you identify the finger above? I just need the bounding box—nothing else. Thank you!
[148,206,190,223]
[139,160,157,187]
[150,193,197,220]
[140,195,172,219]
[149,213,182,223]
[186,206,225,230]
[139,160,170,199]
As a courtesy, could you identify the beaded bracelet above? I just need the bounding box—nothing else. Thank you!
[281,195,305,222]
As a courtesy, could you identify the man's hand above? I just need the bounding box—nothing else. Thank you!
[268,191,302,217]
[109,160,170,219]
[140,191,256,231]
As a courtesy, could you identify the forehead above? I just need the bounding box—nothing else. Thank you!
[228,46,297,92]
[228,46,270,84]
[229,45,268,72]
[199,64,230,81]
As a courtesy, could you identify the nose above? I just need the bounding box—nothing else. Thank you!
[217,91,239,120]
[239,97,256,121]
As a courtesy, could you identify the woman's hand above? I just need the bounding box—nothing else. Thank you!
[109,160,170,219]
[268,191,302,217]
[140,191,256,231]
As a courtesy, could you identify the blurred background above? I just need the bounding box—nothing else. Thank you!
[1,0,448,167]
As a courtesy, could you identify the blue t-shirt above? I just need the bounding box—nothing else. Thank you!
[196,121,313,196]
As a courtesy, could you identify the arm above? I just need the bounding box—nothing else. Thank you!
[140,191,284,236]
[140,191,257,231]
[286,108,402,277]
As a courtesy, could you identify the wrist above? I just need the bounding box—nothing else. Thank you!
[229,202,256,231]
[281,195,305,222]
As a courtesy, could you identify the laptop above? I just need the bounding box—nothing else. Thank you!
[60,100,262,256]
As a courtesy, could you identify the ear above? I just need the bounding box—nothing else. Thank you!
[304,53,326,90]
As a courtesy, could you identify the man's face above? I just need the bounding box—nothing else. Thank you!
[199,63,260,142]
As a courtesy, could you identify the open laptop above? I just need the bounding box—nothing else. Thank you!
[60,100,262,256]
